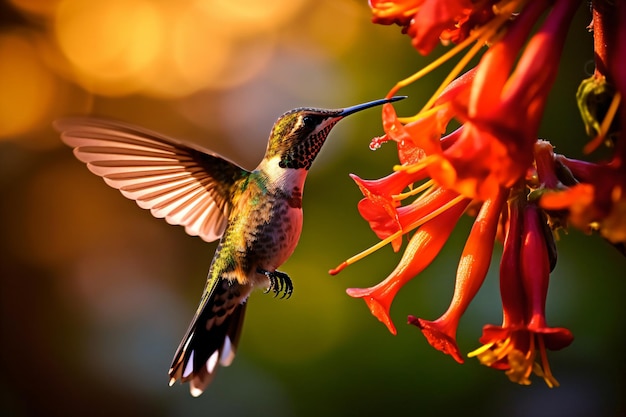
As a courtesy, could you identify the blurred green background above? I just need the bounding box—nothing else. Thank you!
[1,1,624,416]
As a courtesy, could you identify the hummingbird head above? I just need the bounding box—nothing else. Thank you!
[265,96,406,170]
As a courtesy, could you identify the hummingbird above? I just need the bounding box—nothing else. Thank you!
[55,95,405,396]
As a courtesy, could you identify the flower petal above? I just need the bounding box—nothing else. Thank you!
[347,197,469,334]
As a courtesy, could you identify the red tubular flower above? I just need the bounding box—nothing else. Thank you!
[351,169,431,250]
[469,201,573,387]
[368,0,420,26]
[379,103,440,160]
[347,197,470,334]
[409,187,507,363]
[395,188,462,231]
[404,0,475,55]
[329,175,469,277]
[541,155,626,244]
[467,195,528,372]
[499,195,527,328]
[520,205,573,349]
[337,0,620,388]
[551,1,626,239]
[427,0,580,201]
[368,0,492,55]
[379,68,476,160]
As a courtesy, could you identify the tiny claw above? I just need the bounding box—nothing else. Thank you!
[274,270,293,299]
[280,280,293,299]
[261,269,276,294]
[258,268,293,299]
[276,274,283,296]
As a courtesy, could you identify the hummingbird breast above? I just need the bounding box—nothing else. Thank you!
[218,161,307,288]
[247,189,303,269]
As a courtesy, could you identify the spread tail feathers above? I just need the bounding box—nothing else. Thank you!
[168,282,248,397]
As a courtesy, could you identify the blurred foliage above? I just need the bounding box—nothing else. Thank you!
[0,1,624,416]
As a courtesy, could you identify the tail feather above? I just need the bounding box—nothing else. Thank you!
[169,283,248,397]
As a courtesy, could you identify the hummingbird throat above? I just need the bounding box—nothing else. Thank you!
[279,120,338,170]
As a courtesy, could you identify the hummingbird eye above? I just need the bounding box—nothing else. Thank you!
[301,115,317,128]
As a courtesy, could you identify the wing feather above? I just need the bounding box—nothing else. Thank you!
[55,117,249,242]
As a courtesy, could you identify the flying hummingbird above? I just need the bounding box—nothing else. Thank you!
[55,95,405,396]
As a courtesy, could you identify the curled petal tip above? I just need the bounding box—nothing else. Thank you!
[409,316,464,363]
[366,296,397,335]
[345,287,369,298]
[347,288,397,335]
[529,326,575,351]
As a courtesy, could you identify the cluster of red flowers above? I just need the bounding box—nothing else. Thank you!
[332,0,625,387]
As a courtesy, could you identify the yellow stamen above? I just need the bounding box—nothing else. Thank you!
[392,179,435,201]
[419,33,486,114]
[388,33,480,98]
[505,332,539,385]
[468,335,516,367]
[397,103,448,124]
[536,336,560,388]
[393,155,438,175]
[330,194,467,272]
[583,91,621,154]
[467,342,496,358]
[524,335,537,380]
[505,349,533,385]
[491,337,515,360]
[373,3,419,20]
[388,0,529,108]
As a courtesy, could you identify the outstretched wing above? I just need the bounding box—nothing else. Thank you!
[55,117,249,242]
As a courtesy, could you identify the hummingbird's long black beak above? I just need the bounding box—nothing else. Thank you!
[338,96,407,117]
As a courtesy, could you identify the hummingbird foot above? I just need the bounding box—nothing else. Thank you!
[258,268,293,299]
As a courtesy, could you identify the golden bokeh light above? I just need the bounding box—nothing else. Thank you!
[0,31,57,139]
[1,0,372,142]
[170,6,232,92]
[54,0,163,96]
[197,0,308,37]
[118,1,281,98]
[51,0,316,98]
[303,1,365,57]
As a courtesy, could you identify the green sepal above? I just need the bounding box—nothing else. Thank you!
[576,75,615,138]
